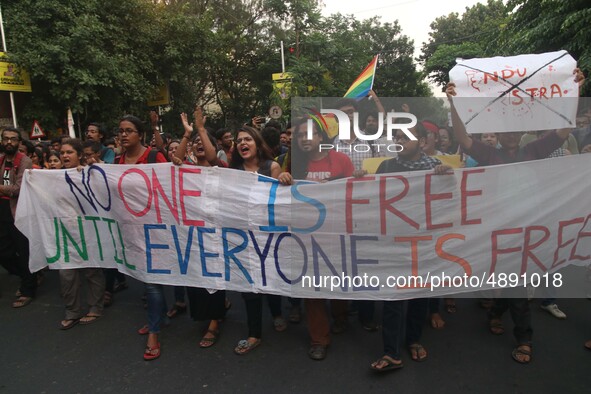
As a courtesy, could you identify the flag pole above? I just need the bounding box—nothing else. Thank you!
[280,41,285,73]
[0,5,18,127]
[369,54,379,93]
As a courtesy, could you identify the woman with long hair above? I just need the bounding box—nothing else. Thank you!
[173,107,229,348]
[230,125,286,355]
[46,150,63,169]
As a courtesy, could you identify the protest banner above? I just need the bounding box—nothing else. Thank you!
[449,50,578,134]
[15,156,591,300]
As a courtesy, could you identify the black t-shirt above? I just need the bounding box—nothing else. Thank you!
[0,159,13,221]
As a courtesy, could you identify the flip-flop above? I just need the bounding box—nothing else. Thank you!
[234,338,261,355]
[144,342,161,361]
[166,303,187,318]
[79,314,101,325]
[489,318,505,335]
[60,319,80,330]
[12,296,33,308]
[409,343,428,362]
[199,329,219,348]
[370,356,404,372]
[430,313,445,329]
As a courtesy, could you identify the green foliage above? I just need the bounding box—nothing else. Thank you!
[420,0,510,87]
[2,0,432,135]
[4,0,164,132]
[421,0,591,95]
[504,0,591,95]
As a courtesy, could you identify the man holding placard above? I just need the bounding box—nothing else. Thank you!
[446,62,585,364]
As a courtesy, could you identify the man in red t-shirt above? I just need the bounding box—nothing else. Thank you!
[279,119,354,361]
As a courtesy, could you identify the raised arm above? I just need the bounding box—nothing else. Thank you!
[150,110,165,151]
[446,82,473,151]
[193,106,219,166]
[174,112,193,163]
[368,89,385,114]
[557,68,586,139]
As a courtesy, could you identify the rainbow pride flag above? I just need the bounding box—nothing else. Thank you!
[343,55,378,98]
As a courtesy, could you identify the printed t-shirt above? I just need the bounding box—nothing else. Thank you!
[306,150,354,182]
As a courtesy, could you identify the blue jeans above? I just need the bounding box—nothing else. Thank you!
[146,283,169,334]
[382,298,428,359]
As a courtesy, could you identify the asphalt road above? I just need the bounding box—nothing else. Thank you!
[1,268,590,393]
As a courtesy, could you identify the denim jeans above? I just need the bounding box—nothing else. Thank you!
[146,283,169,334]
[382,298,429,359]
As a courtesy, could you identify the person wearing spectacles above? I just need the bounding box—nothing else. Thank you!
[0,127,37,308]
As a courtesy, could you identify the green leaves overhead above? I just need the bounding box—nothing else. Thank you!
[420,0,591,95]
[3,0,429,133]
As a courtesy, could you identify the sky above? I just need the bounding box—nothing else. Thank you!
[320,0,486,95]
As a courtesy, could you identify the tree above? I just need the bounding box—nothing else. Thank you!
[4,0,169,132]
[504,0,591,95]
[419,0,510,88]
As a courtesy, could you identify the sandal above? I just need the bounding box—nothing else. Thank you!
[234,338,261,355]
[138,324,149,335]
[512,344,532,364]
[273,316,287,332]
[489,318,505,335]
[199,329,219,348]
[430,313,445,329]
[409,343,427,362]
[60,318,80,330]
[370,355,404,372]
[104,291,113,308]
[144,342,161,361]
[80,314,101,325]
[12,296,33,308]
[445,298,457,314]
[166,303,187,319]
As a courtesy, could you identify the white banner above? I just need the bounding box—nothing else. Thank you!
[15,156,591,300]
[449,50,578,134]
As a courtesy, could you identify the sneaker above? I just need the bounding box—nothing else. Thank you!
[540,303,566,319]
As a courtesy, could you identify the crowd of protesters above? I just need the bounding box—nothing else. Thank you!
[1,70,591,368]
